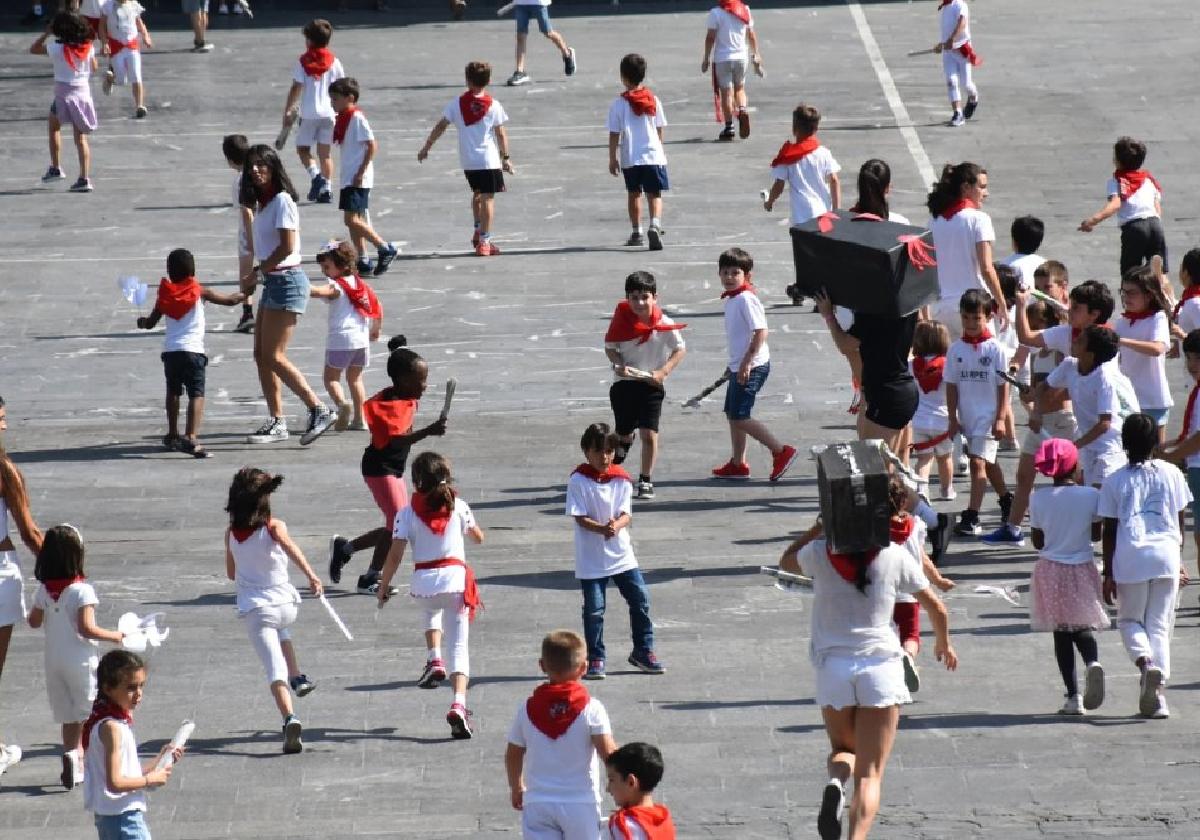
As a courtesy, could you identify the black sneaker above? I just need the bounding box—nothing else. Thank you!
[299,406,335,446]
[954,510,981,537]
[635,479,655,500]
[328,535,352,584]
[356,257,374,275]
[506,71,530,86]
[289,674,316,697]
[929,512,952,565]
[307,175,321,203]
[998,491,1014,523]
[647,226,664,251]
[192,40,214,53]
[357,573,398,597]
[247,417,288,444]
[374,242,399,276]
[624,231,644,247]
[717,125,736,142]
[817,780,845,840]
[963,97,979,120]
[134,106,147,119]
[282,716,303,754]
[785,283,807,307]
[234,310,255,334]
[563,47,577,76]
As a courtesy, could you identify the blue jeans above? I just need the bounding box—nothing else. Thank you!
[95,810,151,840]
[724,362,770,420]
[580,568,653,662]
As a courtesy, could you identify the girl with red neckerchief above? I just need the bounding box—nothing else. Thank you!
[377,452,485,740]
[1114,266,1173,444]
[30,12,98,193]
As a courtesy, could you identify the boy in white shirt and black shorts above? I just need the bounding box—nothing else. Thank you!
[1080,136,1167,279]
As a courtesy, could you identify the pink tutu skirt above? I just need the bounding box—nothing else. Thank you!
[1029,557,1110,632]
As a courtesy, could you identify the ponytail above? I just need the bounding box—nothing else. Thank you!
[926,161,984,218]
[411,451,454,513]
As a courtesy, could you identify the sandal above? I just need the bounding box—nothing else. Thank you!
[178,439,209,459]
[162,434,182,451]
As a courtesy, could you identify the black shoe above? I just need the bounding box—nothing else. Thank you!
[954,510,981,538]
[785,283,807,306]
[963,97,979,120]
[234,310,255,334]
[563,47,577,77]
[717,126,736,142]
[356,257,374,275]
[929,513,952,565]
[328,535,352,584]
[647,225,664,251]
[998,491,1014,523]
[624,231,644,247]
[613,441,629,465]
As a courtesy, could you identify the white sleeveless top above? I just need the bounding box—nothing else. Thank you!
[228,524,300,614]
[83,718,147,815]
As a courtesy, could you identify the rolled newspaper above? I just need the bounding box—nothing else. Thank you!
[154,720,194,770]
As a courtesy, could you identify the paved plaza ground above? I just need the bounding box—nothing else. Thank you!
[2,0,1200,837]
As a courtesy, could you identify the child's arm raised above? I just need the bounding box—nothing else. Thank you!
[136,307,164,331]
[201,288,246,307]
[29,32,49,55]
[376,538,408,605]
[1013,290,1048,349]
[504,743,526,811]
[100,720,172,792]
[308,283,340,301]
[780,520,823,576]
[1079,196,1121,232]
[417,118,451,162]
[814,290,861,361]
[1118,334,1168,358]
[267,521,324,597]
[78,605,124,645]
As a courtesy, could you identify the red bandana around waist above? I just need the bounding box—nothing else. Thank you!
[1175,284,1200,319]
[526,681,590,740]
[610,805,677,840]
[1114,168,1161,202]
[912,355,945,393]
[82,700,132,752]
[720,284,754,299]
[770,135,819,168]
[604,300,687,345]
[411,491,455,536]
[363,394,416,450]
[62,41,93,68]
[332,105,359,145]
[622,87,657,117]
[459,91,493,126]
[826,545,880,585]
[718,0,751,24]
[1121,310,1155,325]
[957,42,981,66]
[44,576,85,602]
[890,514,914,546]
[572,463,632,484]
[960,328,992,347]
[332,276,382,319]
[106,36,138,56]
[414,557,481,619]
[939,197,978,221]
[299,47,335,78]
[156,276,202,320]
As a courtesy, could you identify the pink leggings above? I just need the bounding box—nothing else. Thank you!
[364,474,408,527]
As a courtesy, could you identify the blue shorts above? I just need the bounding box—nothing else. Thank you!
[259,267,310,315]
[515,4,551,34]
[1141,407,1170,427]
[622,165,669,195]
[724,362,769,421]
[1188,468,1200,536]
[95,810,151,840]
[338,187,370,213]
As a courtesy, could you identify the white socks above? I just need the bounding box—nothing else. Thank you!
[306,163,320,179]
[453,692,466,706]
[428,648,442,662]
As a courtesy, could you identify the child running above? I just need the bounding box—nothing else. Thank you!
[82,651,183,839]
[910,320,955,501]
[605,742,676,839]
[504,0,576,87]
[32,11,97,193]
[308,240,382,432]
[1099,414,1191,719]
[27,524,125,790]
[934,0,980,127]
[377,452,485,739]
[1113,265,1172,443]
[1080,137,1167,277]
[1027,438,1107,715]
[97,0,151,118]
[700,0,762,141]
[224,468,323,754]
[222,134,256,333]
[283,19,344,204]
[763,104,841,237]
[608,53,668,251]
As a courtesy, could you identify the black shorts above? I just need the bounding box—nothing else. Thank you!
[464,169,505,195]
[1119,217,1167,275]
[862,378,918,431]
[162,351,207,398]
[621,164,669,195]
[339,186,370,213]
[609,379,664,435]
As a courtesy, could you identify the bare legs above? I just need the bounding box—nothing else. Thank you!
[822,704,900,840]
[253,307,321,416]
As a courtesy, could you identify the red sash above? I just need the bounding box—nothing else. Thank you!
[1179,382,1200,443]
[1113,169,1161,202]
[62,41,93,68]
[910,430,952,453]
[332,276,382,319]
[609,805,677,840]
[459,91,493,126]
[43,576,85,602]
[957,42,981,66]
[106,37,138,56]
[82,700,132,752]
[718,0,751,24]
[939,197,978,221]
[1121,310,1155,325]
[770,135,819,168]
[156,276,202,320]
[720,284,754,299]
[604,300,686,345]
[299,47,335,78]
[363,394,416,450]
[1175,284,1200,320]
[414,558,481,620]
[526,681,589,740]
[912,355,945,393]
[332,105,359,145]
[826,545,880,585]
[572,463,632,484]
[621,88,658,117]
[411,491,454,536]
[960,328,992,347]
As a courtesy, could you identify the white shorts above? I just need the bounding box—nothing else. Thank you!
[912,427,952,457]
[1080,446,1126,487]
[816,653,910,710]
[0,551,25,627]
[966,434,998,464]
[1020,409,1078,457]
[714,59,747,89]
[295,115,334,148]
[111,48,142,86]
[46,658,98,723]
[521,800,602,840]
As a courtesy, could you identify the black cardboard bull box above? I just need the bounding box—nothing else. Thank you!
[789,212,940,317]
[816,441,891,554]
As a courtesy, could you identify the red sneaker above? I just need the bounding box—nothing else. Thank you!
[711,461,751,480]
[769,445,799,482]
[475,240,500,256]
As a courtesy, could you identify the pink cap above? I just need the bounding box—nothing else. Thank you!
[1034,438,1078,479]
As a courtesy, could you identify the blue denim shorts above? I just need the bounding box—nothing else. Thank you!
[95,810,151,840]
[724,362,769,420]
[622,165,669,195]
[515,4,551,34]
[260,266,310,314]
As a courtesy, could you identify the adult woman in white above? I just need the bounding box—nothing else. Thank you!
[0,396,44,682]
[779,480,957,840]
[927,162,1007,336]
[239,145,335,446]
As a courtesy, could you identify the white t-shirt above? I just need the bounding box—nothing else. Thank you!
[1114,312,1172,410]
[100,0,143,44]
[251,193,302,270]
[1000,252,1041,293]
[1046,359,1129,454]
[894,517,927,605]
[33,582,99,666]
[1029,485,1099,565]
[771,147,840,227]
[802,539,929,664]
[565,473,638,579]
[506,694,610,804]
[939,0,970,47]
[442,96,508,171]
[606,96,668,169]
[1106,176,1160,225]
[337,111,375,190]
[47,42,93,84]
[706,6,754,62]
[162,297,206,355]
[929,209,995,302]
[291,56,345,121]
[81,0,103,16]
[393,497,476,597]
[605,317,685,383]
[1177,299,1200,336]
[83,718,146,816]
[1039,324,1074,356]
[911,355,949,431]
[1098,461,1191,583]
[944,336,1005,436]
[1182,384,1200,469]
[322,277,371,352]
[723,290,769,371]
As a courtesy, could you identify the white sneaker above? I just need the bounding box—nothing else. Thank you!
[1151,694,1170,719]
[949,111,965,127]
[939,485,957,502]
[1082,662,1105,711]
[247,417,288,444]
[1058,694,1084,715]
[0,744,21,777]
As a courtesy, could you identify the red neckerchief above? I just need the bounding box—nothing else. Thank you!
[826,545,880,585]
[82,699,132,752]
[622,87,658,117]
[414,557,481,619]
[1174,285,1200,319]
[912,355,945,393]
[61,41,92,68]
[609,805,677,840]
[604,300,686,345]
[526,681,590,740]
[572,463,633,484]
[1179,382,1200,443]
[299,47,335,78]
[1114,169,1162,202]
[718,0,751,24]
[890,514,914,545]
[332,275,382,319]
[106,36,137,56]
[939,198,978,221]
[1121,309,1155,325]
[459,91,493,126]
[332,105,360,145]
[960,328,992,347]
[156,276,202,320]
[363,393,417,450]
[411,491,455,536]
[720,284,754,299]
[43,576,85,602]
[770,135,820,167]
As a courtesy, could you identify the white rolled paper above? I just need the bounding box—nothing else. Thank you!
[154,720,194,770]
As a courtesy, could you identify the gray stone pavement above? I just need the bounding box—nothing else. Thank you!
[1,1,1200,837]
